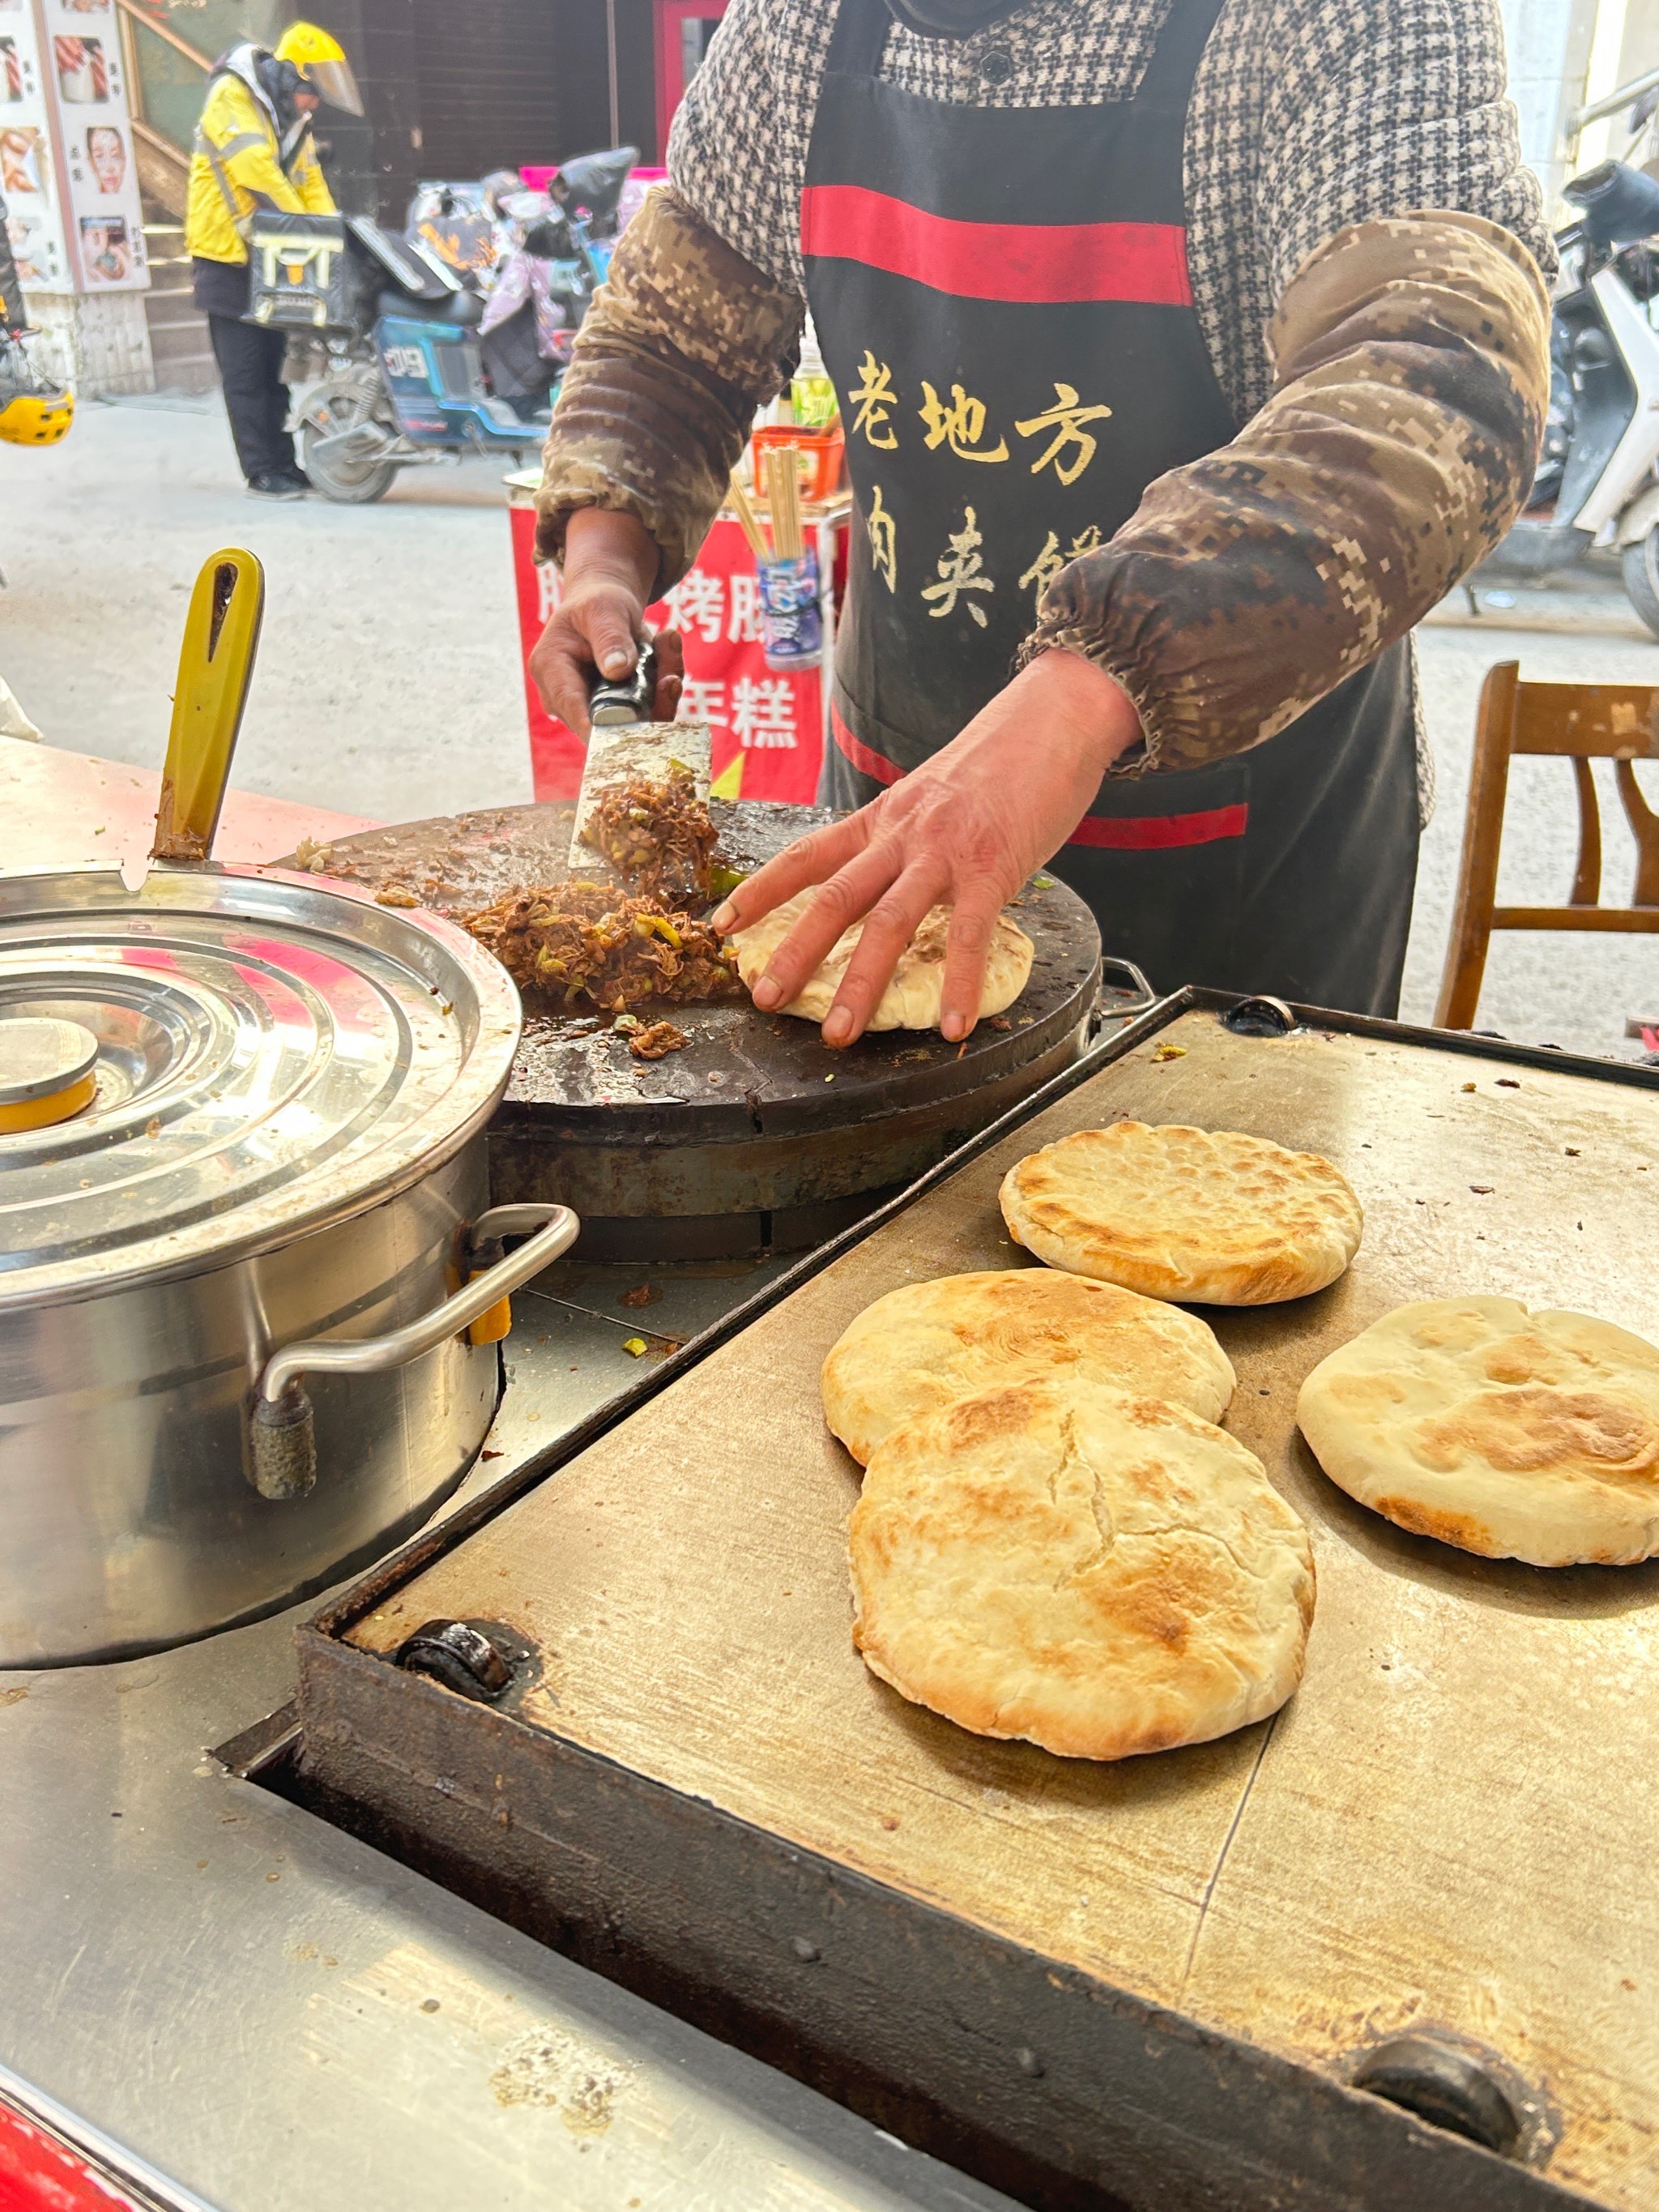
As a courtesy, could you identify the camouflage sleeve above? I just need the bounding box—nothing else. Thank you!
[534,186,803,591]
[1019,211,1550,776]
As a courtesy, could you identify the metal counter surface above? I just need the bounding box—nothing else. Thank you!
[0,1270,1020,2212]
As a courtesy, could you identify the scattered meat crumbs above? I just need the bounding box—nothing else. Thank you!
[629,1020,687,1060]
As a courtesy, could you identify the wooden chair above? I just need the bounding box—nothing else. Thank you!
[1435,662,1659,1030]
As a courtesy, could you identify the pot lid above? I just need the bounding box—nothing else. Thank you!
[0,866,522,1307]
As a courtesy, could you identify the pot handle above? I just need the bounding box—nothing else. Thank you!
[245,1202,579,1501]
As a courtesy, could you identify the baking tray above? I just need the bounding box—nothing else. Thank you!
[292,993,1659,2211]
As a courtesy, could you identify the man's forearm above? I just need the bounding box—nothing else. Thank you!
[1021,212,1550,775]
[535,187,803,591]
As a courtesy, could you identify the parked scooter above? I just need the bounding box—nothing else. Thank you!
[286,149,637,505]
[1484,160,1659,634]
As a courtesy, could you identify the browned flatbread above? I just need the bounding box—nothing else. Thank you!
[821,1268,1235,1465]
[1000,1121,1363,1304]
[1299,1296,1659,1565]
[848,1379,1315,1760]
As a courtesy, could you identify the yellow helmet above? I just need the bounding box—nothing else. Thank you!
[274,22,362,113]
[0,384,74,447]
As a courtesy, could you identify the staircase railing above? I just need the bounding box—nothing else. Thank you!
[113,0,211,79]
[113,0,209,220]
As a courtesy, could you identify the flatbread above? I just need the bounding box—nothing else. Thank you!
[821,1268,1235,1466]
[848,1379,1314,1761]
[1000,1121,1363,1305]
[1298,1296,1659,1565]
[729,890,1033,1031]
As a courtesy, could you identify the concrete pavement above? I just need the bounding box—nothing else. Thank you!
[0,392,532,823]
[2,395,1653,1061]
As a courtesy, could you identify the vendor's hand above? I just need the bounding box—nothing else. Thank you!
[713,650,1142,1047]
[529,506,684,734]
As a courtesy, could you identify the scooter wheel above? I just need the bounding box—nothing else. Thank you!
[1622,527,1659,640]
[301,418,399,504]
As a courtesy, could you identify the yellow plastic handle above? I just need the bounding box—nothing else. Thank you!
[444,1262,514,1346]
[151,548,266,863]
[467,1283,514,1345]
[0,1072,97,1134]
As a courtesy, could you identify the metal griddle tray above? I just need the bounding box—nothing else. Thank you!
[294,994,1659,2212]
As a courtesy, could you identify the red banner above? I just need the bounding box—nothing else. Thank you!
[510,508,828,805]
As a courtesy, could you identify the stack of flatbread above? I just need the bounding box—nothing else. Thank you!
[823,1255,1316,1761]
[821,1094,1659,1770]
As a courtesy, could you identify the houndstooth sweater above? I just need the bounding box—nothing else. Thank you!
[669,0,1552,424]
[538,0,1553,792]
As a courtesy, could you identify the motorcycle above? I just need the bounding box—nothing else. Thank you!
[1482,159,1659,635]
[284,148,637,505]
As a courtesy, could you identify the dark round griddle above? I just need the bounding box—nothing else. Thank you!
[288,801,1102,1257]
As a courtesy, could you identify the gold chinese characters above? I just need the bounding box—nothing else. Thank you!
[843,357,1114,483]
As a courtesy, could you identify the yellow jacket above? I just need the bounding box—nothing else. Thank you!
[186,58,334,265]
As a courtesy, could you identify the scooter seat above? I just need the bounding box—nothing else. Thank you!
[379,287,484,329]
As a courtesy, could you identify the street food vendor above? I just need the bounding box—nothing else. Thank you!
[530,0,1551,1041]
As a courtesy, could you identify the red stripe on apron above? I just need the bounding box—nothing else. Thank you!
[800,185,1193,306]
[1069,803,1249,849]
[830,701,906,785]
[831,707,1249,848]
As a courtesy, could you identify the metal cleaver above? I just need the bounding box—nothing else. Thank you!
[568,643,713,875]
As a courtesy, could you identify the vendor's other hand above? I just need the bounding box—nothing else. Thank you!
[712,650,1141,1048]
[529,506,684,734]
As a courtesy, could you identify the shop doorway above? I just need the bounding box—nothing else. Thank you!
[654,0,727,157]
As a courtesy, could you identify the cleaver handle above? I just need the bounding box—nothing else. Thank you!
[589,643,655,728]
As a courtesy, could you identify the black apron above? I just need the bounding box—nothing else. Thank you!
[801,0,1420,1014]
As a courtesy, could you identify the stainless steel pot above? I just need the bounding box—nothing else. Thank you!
[0,862,570,1668]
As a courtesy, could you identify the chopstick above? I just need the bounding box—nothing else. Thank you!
[770,449,803,561]
[727,472,771,562]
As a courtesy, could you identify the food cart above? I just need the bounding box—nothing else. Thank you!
[4,562,1659,2212]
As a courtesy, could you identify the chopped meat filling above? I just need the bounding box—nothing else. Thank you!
[459,881,740,1011]
[580,763,717,903]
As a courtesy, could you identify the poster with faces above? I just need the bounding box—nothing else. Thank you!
[41,0,146,288]
[0,0,69,291]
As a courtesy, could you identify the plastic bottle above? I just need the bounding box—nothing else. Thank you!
[791,314,838,430]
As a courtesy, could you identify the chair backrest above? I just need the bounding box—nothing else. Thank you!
[1434,662,1659,1031]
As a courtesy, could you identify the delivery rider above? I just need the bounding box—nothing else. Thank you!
[530,0,1553,1039]
[186,22,361,499]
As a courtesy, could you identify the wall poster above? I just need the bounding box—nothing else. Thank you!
[0,0,146,292]
[0,0,70,289]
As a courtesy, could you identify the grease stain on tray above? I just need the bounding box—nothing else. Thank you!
[490,2023,633,2133]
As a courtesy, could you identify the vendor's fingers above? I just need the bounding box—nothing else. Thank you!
[750,840,907,1014]
[529,619,599,735]
[711,811,875,935]
[821,863,948,1047]
[650,627,685,721]
[938,888,1003,1043]
[580,596,643,684]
